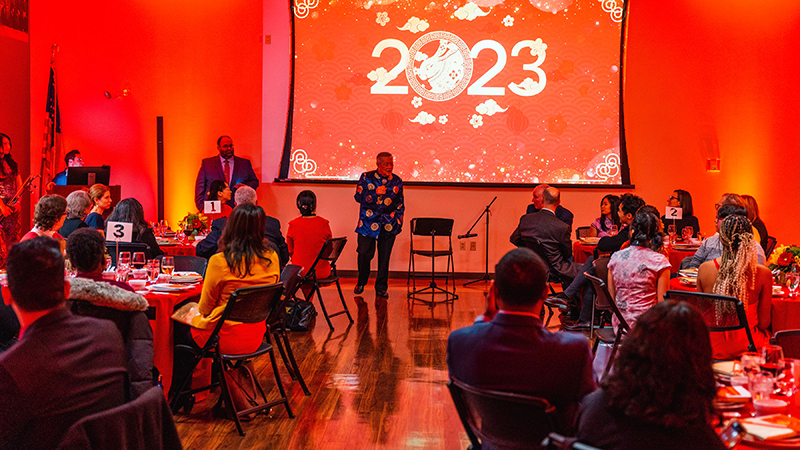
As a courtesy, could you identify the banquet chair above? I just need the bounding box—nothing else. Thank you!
[575,226,591,240]
[664,290,756,353]
[105,242,149,267]
[156,254,208,277]
[57,386,182,450]
[588,257,612,334]
[407,218,458,305]
[516,237,565,327]
[771,329,800,358]
[585,273,630,379]
[542,433,603,450]
[448,377,557,450]
[298,237,353,330]
[169,283,294,436]
[766,236,777,257]
[270,264,311,395]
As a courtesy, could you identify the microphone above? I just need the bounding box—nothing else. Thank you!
[458,233,478,239]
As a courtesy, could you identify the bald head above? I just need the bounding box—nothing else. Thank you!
[542,187,561,208]
[531,184,550,209]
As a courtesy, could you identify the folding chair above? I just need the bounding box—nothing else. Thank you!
[516,237,567,327]
[156,254,208,277]
[585,273,630,379]
[588,257,612,334]
[169,283,294,436]
[270,264,310,395]
[574,227,592,240]
[766,236,777,257]
[407,218,458,305]
[772,329,800,358]
[298,237,354,330]
[664,290,756,353]
[448,377,558,450]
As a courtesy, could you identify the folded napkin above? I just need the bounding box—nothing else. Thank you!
[742,415,800,441]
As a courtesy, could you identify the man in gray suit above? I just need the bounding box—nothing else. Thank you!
[510,186,580,284]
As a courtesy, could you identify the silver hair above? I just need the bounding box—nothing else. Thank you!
[66,190,92,219]
[234,186,257,206]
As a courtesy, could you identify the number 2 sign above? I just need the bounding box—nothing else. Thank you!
[665,207,683,220]
[106,221,133,243]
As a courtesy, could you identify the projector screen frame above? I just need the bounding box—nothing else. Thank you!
[279,0,632,188]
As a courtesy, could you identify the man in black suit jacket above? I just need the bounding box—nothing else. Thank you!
[511,186,580,283]
[195,186,289,266]
[526,184,574,231]
[0,237,127,450]
[447,248,595,434]
[194,135,260,210]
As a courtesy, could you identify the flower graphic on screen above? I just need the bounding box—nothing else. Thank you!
[439,115,448,124]
[476,99,507,116]
[470,114,484,128]
[503,15,514,27]
[397,17,429,33]
[410,111,436,125]
[529,38,548,56]
[376,11,390,26]
[454,2,490,21]
[411,96,423,108]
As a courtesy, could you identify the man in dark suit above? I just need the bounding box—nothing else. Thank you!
[526,184,574,231]
[0,237,127,450]
[194,135,260,210]
[447,248,595,433]
[511,186,580,283]
[195,186,289,266]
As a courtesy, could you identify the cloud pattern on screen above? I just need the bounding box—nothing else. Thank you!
[289,0,625,184]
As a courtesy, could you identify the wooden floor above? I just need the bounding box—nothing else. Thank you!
[175,278,565,449]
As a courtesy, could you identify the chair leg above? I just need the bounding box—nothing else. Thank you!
[218,356,246,436]
[272,332,296,380]
[268,349,295,418]
[603,333,623,380]
[314,284,335,330]
[280,330,311,396]
[335,280,354,324]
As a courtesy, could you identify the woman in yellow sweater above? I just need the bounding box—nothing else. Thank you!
[170,203,279,402]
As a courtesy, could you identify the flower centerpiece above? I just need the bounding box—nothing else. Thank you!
[179,212,209,238]
[767,244,800,284]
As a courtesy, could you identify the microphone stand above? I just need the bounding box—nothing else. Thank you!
[462,196,497,287]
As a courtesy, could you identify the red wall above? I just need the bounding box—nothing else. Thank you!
[28,0,800,273]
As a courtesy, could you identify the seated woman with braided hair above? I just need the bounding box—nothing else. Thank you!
[696,214,772,359]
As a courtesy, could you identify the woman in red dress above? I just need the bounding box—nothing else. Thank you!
[286,190,332,298]
[0,133,22,268]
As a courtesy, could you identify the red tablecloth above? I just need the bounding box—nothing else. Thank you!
[573,241,696,274]
[161,243,197,256]
[669,278,800,334]
[145,284,203,394]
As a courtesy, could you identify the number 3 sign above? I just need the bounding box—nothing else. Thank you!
[665,207,683,220]
[106,221,133,243]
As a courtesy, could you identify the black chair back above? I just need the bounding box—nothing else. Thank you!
[575,226,591,240]
[664,290,755,352]
[156,255,208,277]
[517,237,561,285]
[304,237,347,279]
[219,283,284,326]
[448,377,557,450]
[585,273,629,332]
[411,218,454,237]
[766,236,777,257]
[105,242,149,266]
[773,329,800,358]
[272,265,303,325]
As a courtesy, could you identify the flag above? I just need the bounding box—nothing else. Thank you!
[40,66,62,195]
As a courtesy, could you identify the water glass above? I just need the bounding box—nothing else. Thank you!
[147,260,160,282]
[775,358,800,396]
[161,256,175,277]
[609,225,618,237]
[749,372,775,401]
[682,226,693,241]
[761,345,785,376]
[740,352,764,378]
[116,264,131,283]
[105,254,113,271]
[118,252,131,269]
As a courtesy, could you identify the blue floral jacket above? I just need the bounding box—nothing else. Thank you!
[354,170,404,238]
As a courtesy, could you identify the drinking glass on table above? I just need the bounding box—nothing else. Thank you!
[609,225,618,237]
[740,352,764,379]
[161,256,175,277]
[667,224,677,244]
[147,259,160,282]
[787,266,800,298]
[760,345,785,376]
[749,372,775,401]
[775,358,800,396]
[118,251,131,268]
[682,226,693,242]
[132,252,146,270]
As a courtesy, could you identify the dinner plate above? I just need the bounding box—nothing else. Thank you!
[741,435,800,448]
[581,237,600,245]
[149,283,193,292]
[672,244,700,251]
[712,400,747,411]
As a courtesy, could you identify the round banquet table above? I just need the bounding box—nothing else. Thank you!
[144,283,203,394]
[572,241,696,274]
[159,241,198,256]
[669,277,800,335]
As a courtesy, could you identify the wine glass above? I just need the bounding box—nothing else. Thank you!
[740,352,764,378]
[132,252,146,270]
[787,269,800,298]
[776,358,800,396]
[667,224,677,244]
[609,225,618,237]
[682,226,693,242]
[161,256,175,277]
[761,345,785,376]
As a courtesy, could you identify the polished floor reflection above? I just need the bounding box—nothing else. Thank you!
[175,278,561,449]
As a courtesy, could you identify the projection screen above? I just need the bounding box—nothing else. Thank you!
[282,0,629,185]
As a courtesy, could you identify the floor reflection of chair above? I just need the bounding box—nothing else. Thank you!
[407,218,458,306]
[408,300,453,370]
[298,237,354,330]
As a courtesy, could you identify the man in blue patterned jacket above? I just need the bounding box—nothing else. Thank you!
[354,152,404,297]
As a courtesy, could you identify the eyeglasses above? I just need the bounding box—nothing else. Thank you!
[669,196,678,201]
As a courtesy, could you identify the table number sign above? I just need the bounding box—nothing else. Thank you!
[665,207,683,220]
[106,221,133,243]
[204,200,221,214]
